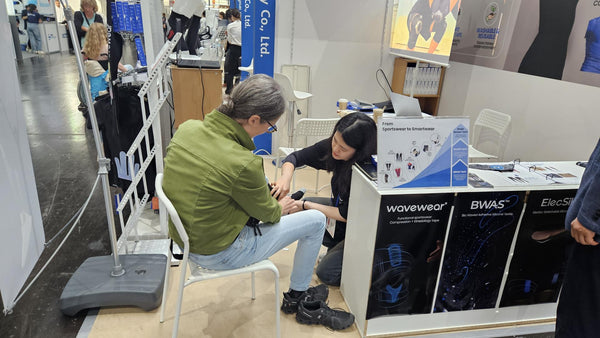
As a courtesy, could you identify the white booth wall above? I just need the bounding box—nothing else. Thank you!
[274,0,396,118]
[274,0,599,163]
[439,62,600,162]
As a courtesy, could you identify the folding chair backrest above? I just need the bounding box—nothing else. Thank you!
[294,118,339,138]
[472,109,512,159]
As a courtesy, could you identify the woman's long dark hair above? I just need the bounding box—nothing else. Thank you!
[324,113,377,197]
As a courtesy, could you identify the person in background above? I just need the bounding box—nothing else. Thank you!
[54,0,74,52]
[54,0,65,23]
[74,0,103,48]
[555,139,600,337]
[224,8,241,95]
[80,23,130,128]
[218,11,227,27]
[23,3,43,54]
[162,13,168,41]
[161,74,355,329]
[21,4,30,51]
[272,113,377,286]
[82,23,129,99]
[165,0,206,55]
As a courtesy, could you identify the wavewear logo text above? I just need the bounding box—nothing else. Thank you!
[387,202,448,213]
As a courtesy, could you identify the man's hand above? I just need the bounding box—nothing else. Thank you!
[570,217,599,246]
[278,196,298,216]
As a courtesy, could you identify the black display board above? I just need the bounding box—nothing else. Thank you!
[435,191,525,312]
[499,189,576,307]
[366,193,453,319]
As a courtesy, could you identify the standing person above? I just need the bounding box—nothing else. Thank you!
[165,0,206,55]
[24,4,43,54]
[162,13,168,41]
[82,23,129,100]
[74,0,103,49]
[555,139,600,337]
[162,74,354,326]
[271,113,378,286]
[224,8,241,95]
[218,11,227,27]
[55,0,73,52]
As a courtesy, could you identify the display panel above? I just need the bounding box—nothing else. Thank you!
[435,191,525,312]
[500,190,576,307]
[389,0,461,65]
[367,193,453,319]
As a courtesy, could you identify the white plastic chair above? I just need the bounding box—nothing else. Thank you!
[155,174,281,338]
[471,108,512,161]
[274,118,339,193]
[273,72,313,148]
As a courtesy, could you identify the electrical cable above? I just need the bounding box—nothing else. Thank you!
[44,204,85,246]
[376,68,392,101]
[7,175,101,314]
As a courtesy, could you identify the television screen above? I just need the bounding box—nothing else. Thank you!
[389,0,461,66]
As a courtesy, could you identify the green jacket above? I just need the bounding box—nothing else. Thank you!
[162,110,281,255]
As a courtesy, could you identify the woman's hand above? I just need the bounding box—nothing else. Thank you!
[271,162,295,200]
[278,196,298,215]
[270,178,290,200]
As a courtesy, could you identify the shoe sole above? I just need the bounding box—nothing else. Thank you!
[296,313,353,331]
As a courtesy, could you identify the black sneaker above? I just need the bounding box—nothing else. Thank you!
[281,284,329,314]
[296,300,355,330]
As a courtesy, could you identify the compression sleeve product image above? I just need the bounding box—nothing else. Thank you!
[581,17,600,74]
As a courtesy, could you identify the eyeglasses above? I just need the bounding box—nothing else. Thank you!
[266,120,277,133]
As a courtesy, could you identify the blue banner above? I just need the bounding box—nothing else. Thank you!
[251,0,276,154]
[253,0,275,76]
[241,0,254,81]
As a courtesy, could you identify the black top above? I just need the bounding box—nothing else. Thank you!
[74,11,104,45]
[283,139,351,246]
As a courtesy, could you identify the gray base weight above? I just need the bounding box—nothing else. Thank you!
[60,254,167,316]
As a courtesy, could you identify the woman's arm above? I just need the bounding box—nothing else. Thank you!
[293,200,346,222]
[271,139,330,199]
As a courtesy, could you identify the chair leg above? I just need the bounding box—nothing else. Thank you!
[315,170,319,194]
[251,271,256,300]
[271,267,281,338]
[172,257,189,338]
[159,248,173,323]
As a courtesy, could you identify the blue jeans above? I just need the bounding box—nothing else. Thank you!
[27,23,42,52]
[190,209,326,291]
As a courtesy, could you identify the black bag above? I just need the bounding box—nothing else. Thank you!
[93,85,156,196]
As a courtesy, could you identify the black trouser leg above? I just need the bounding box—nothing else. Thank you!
[316,240,345,286]
[556,243,600,337]
[185,15,201,55]
[224,44,241,94]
